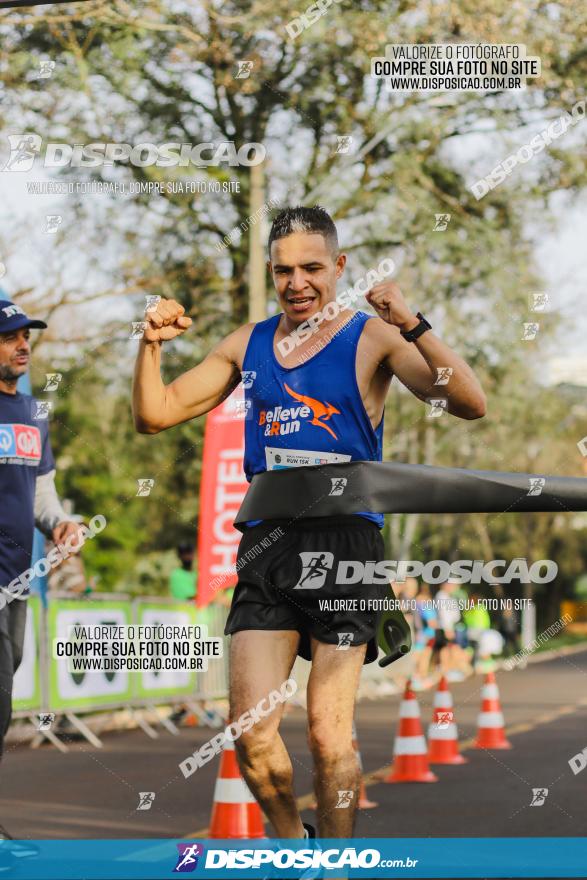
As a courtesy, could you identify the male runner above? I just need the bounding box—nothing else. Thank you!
[0,299,80,842]
[132,206,486,839]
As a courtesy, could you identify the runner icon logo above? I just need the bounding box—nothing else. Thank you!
[37,713,55,731]
[174,843,204,873]
[433,213,451,231]
[436,711,454,729]
[329,477,347,496]
[137,792,156,811]
[527,477,545,496]
[136,478,155,497]
[293,552,334,589]
[336,633,354,651]
[335,790,354,808]
[530,788,548,806]
[33,400,52,420]
[43,373,63,391]
[241,370,256,389]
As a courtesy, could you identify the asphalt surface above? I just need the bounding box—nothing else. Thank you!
[1,648,587,877]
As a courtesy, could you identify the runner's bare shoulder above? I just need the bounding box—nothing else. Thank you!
[357,312,403,366]
[218,321,258,372]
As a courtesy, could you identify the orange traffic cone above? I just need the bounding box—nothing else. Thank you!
[353,721,378,809]
[428,676,468,765]
[208,733,266,838]
[385,681,438,783]
[474,671,511,750]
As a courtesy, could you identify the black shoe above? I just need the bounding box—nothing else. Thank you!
[300,823,322,879]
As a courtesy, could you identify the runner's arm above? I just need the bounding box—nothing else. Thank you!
[385,327,486,419]
[132,329,246,434]
[365,281,486,420]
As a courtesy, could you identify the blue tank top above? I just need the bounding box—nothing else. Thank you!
[242,310,384,528]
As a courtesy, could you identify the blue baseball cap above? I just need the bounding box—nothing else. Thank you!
[0,299,47,333]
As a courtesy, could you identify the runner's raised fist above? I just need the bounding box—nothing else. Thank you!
[365,281,418,331]
[143,297,192,343]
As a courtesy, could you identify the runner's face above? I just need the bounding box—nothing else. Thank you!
[268,232,345,324]
[0,328,31,382]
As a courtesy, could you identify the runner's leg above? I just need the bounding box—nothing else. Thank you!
[230,629,304,838]
[306,639,366,837]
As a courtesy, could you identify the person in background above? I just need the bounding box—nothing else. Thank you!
[463,593,492,666]
[434,581,472,681]
[0,300,81,846]
[169,542,197,601]
[169,543,233,609]
[499,605,520,657]
[412,582,438,690]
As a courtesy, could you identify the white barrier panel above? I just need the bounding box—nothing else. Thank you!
[48,600,133,711]
[134,602,199,699]
[12,595,230,720]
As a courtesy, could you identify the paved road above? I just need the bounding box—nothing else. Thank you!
[1,649,586,876]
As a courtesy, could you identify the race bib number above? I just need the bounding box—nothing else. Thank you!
[265,447,351,470]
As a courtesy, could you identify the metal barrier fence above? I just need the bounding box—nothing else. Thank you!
[11,594,230,748]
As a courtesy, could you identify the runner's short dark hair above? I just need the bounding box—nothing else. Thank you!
[268,206,338,258]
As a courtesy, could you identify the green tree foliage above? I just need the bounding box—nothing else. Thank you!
[1,0,585,610]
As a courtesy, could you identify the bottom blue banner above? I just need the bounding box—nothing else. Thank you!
[1,838,586,879]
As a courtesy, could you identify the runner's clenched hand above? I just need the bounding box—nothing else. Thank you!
[365,281,418,332]
[143,298,192,343]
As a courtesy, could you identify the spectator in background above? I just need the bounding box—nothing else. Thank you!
[169,543,232,609]
[0,300,81,846]
[434,581,472,681]
[463,593,491,666]
[499,606,520,657]
[169,542,197,601]
[412,582,438,690]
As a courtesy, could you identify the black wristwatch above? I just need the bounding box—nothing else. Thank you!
[400,312,432,342]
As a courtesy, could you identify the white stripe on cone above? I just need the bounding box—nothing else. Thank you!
[434,693,453,709]
[477,711,505,727]
[399,701,421,719]
[394,735,427,755]
[213,777,256,804]
[482,684,500,699]
[428,724,458,740]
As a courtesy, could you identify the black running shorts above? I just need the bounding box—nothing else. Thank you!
[224,516,388,664]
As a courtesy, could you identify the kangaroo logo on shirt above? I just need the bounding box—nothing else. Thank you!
[258,383,341,440]
[284,384,341,439]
